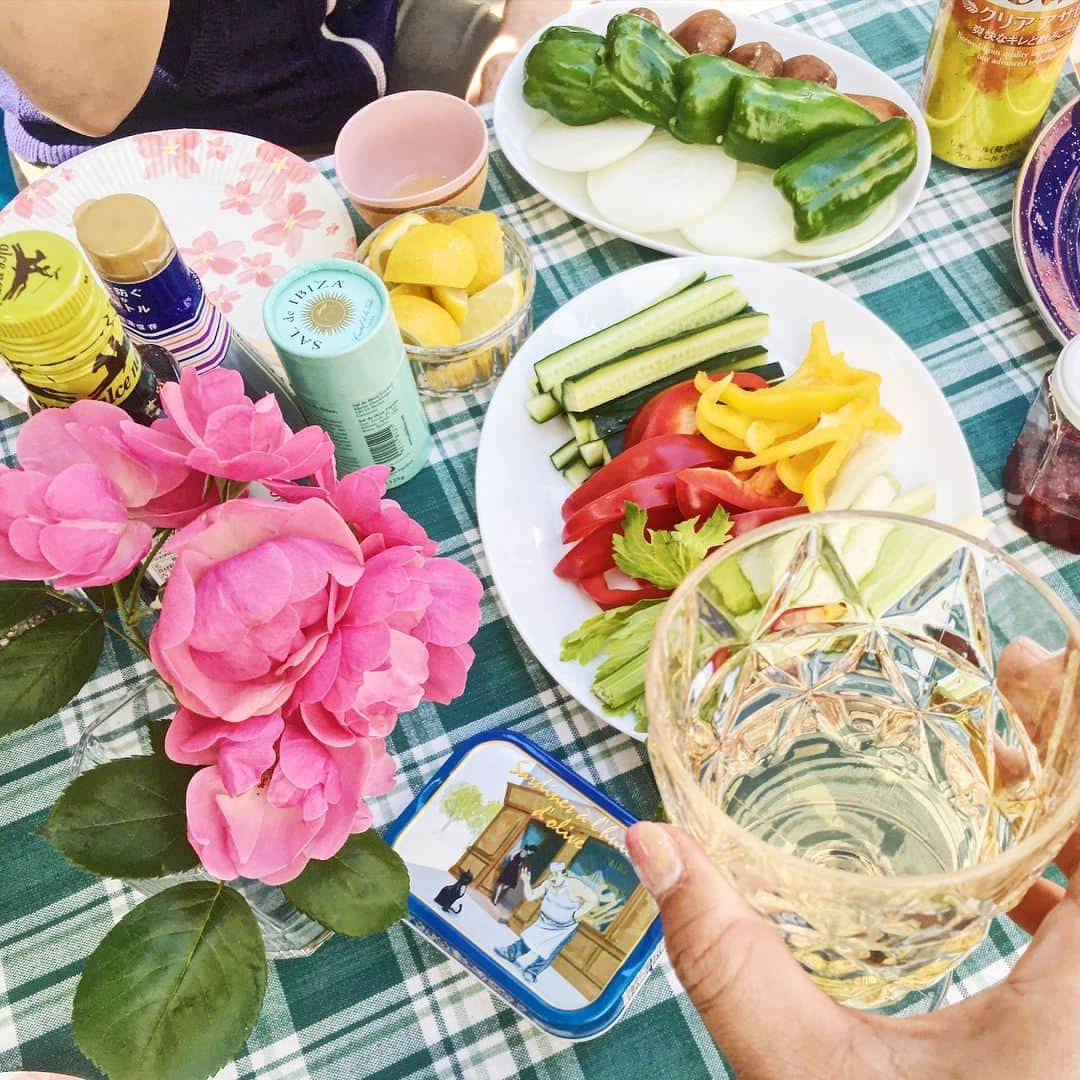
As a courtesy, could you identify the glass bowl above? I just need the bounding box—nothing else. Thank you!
[356,205,535,398]
[645,511,1080,1012]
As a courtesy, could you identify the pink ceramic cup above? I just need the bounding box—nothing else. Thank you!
[335,91,490,227]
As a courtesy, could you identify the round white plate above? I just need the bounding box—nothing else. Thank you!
[0,129,356,355]
[493,1,930,269]
[475,256,980,741]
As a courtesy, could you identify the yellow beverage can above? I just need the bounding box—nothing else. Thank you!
[919,0,1080,168]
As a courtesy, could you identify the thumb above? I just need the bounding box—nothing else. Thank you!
[627,821,854,1077]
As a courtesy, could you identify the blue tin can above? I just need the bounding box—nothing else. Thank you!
[385,730,664,1040]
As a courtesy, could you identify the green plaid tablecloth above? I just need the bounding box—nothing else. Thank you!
[3,1,1080,1077]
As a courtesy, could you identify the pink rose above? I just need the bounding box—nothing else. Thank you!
[15,399,217,528]
[150,497,365,723]
[269,463,482,743]
[0,463,151,588]
[125,367,333,484]
[179,713,394,884]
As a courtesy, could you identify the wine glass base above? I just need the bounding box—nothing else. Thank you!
[865,975,952,1017]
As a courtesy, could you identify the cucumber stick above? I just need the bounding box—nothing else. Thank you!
[533,274,741,393]
[561,311,770,414]
[526,392,560,423]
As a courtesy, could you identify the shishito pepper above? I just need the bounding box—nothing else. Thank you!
[773,117,919,241]
[723,77,877,169]
[522,26,620,126]
[669,54,763,145]
[594,13,688,128]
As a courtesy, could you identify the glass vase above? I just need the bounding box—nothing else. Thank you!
[71,673,332,959]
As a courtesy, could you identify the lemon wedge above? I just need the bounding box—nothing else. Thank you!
[432,285,469,325]
[389,283,433,300]
[459,268,524,342]
[450,212,505,294]
[390,293,462,347]
[384,223,478,289]
[366,213,428,278]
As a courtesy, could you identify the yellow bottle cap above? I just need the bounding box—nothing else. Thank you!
[74,194,175,283]
[0,231,99,350]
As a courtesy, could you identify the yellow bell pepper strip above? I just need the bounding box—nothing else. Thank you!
[870,408,903,435]
[744,417,809,455]
[802,436,854,511]
[713,377,875,423]
[695,414,748,451]
[732,398,877,471]
[775,446,826,493]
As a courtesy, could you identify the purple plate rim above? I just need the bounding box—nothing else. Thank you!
[1014,96,1080,345]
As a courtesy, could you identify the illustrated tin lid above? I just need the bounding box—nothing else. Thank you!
[263,258,390,361]
[384,730,664,1042]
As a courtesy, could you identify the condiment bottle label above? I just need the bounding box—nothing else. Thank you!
[103,251,231,372]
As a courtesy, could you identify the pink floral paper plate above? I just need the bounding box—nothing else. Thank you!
[0,129,356,354]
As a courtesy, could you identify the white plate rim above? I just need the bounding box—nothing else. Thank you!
[493,0,931,270]
[475,255,981,741]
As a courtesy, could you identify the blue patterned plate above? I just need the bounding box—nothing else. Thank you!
[1015,97,1080,344]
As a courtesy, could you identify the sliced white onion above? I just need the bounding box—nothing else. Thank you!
[785,194,897,258]
[528,115,654,173]
[682,165,796,258]
[586,132,737,234]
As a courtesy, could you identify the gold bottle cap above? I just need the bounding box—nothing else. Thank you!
[74,193,175,283]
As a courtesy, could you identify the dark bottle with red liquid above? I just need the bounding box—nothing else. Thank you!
[1003,339,1080,554]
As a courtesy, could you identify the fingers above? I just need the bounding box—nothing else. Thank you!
[997,638,1064,747]
[1007,828,1080,936]
[627,822,851,1077]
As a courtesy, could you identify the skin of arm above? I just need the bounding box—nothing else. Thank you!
[474,0,572,103]
[0,1,169,138]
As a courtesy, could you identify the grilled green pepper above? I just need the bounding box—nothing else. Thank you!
[522,26,619,126]
[594,13,688,128]
[669,54,765,145]
[773,117,918,241]
[723,77,877,168]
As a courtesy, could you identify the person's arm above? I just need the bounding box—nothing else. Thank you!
[0,1,169,138]
[473,0,571,104]
[521,869,545,903]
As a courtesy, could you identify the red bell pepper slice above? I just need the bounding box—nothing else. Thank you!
[675,464,802,518]
[562,473,678,545]
[579,574,670,610]
[561,434,730,523]
[624,370,769,449]
[555,504,683,582]
[729,505,807,537]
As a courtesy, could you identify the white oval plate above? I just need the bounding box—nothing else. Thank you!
[475,257,980,740]
[0,129,356,357]
[493,1,930,269]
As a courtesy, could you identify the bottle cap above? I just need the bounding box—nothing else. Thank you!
[0,231,98,349]
[1054,337,1080,429]
[74,194,175,283]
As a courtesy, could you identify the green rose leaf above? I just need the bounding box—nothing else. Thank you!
[0,611,104,736]
[44,755,198,878]
[281,830,409,937]
[0,580,47,631]
[73,882,267,1080]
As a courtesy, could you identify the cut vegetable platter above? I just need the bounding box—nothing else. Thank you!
[492,1,931,268]
[475,256,981,740]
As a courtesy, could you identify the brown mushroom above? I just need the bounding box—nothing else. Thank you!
[727,41,783,76]
[844,93,911,123]
[781,54,838,88]
[627,7,661,25]
[670,10,737,56]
